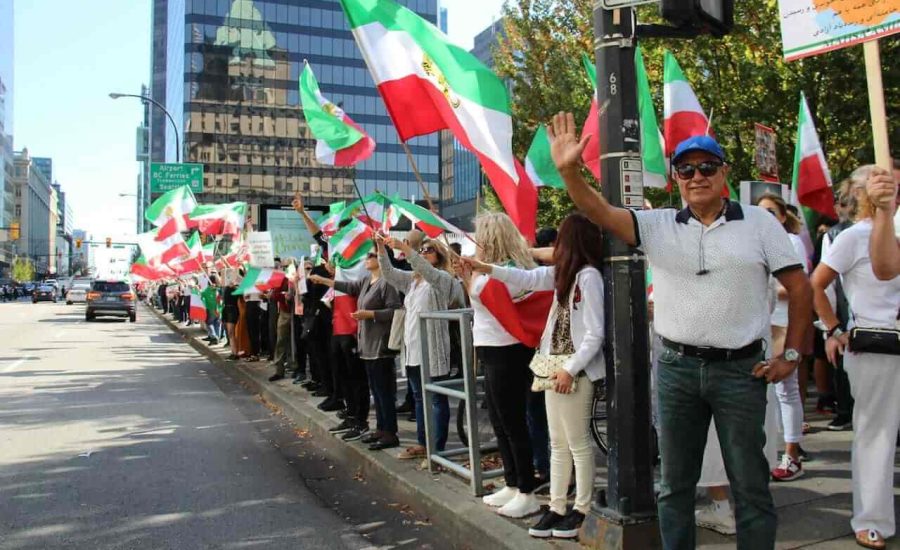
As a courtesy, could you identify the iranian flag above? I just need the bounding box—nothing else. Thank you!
[663,51,710,157]
[232,267,286,296]
[525,126,565,189]
[202,241,216,263]
[130,255,174,281]
[189,287,206,322]
[390,194,465,237]
[300,62,376,166]
[189,202,248,237]
[328,217,374,266]
[170,232,204,275]
[635,47,667,189]
[146,186,198,241]
[136,228,191,266]
[791,93,837,221]
[339,0,537,242]
[581,53,601,180]
[348,193,401,232]
[333,261,367,336]
[317,201,348,236]
[476,279,553,349]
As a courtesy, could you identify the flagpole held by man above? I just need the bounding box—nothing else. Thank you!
[547,112,813,549]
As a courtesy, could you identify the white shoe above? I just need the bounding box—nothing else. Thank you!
[482,486,517,507]
[497,491,540,518]
[695,502,736,535]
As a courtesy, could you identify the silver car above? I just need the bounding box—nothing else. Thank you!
[66,284,91,305]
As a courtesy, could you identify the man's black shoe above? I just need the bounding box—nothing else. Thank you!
[208,338,219,345]
[336,408,349,420]
[312,389,330,397]
[268,374,284,382]
[396,401,413,414]
[328,420,354,433]
[528,510,565,538]
[318,398,344,412]
[202,337,213,342]
[368,435,400,450]
[299,379,317,389]
[361,431,382,444]
[341,424,369,442]
[827,415,852,431]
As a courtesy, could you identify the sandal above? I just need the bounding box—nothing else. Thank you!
[398,445,426,460]
[855,529,886,550]
[802,422,811,434]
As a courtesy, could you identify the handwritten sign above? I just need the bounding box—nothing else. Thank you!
[247,231,275,268]
[754,123,779,181]
[778,0,900,61]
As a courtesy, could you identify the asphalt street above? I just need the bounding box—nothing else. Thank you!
[0,300,422,550]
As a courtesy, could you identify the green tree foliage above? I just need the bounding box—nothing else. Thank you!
[487,0,897,227]
[11,256,35,283]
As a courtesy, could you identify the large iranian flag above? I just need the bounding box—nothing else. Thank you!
[189,202,247,237]
[328,217,373,266]
[317,201,348,237]
[791,93,837,221]
[146,186,198,241]
[136,228,191,266]
[170,231,204,275]
[300,62,376,166]
[339,0,536,242]
[581,53,601,180]
[348,193,401,232]
[663,51,710,157]
[232,267,286,296]
[189,287,207,321]
[524,126,565,189]
[130,255,174,281]
[635,47,667,189]
[389,194,465,237]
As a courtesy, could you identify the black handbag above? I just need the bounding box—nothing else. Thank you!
[848,327,900,356]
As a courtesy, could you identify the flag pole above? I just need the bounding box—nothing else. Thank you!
[863,40,890,169]
[401,141,438,212]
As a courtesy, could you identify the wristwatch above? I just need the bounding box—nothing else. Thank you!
[826,325,845,339]
[783,348,801,364]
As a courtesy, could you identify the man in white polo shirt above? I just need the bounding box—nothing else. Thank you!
[548,113,813,550]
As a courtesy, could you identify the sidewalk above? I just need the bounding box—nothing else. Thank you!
[150,305,898,550]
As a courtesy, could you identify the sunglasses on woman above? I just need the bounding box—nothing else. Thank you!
[673,161,724,179]
[419,246,437,255]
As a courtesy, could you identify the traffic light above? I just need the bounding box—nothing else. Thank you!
[661,0,733,37]
[9,221,19,241]
[106,237,112,248]
[75,238,82,249]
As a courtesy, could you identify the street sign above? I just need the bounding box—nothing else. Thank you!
[150,163,204,193]
[601,0,657,9]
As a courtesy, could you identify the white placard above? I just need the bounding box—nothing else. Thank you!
[247,231,275,268]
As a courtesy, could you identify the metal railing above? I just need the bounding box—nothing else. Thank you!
[418,309,503,496]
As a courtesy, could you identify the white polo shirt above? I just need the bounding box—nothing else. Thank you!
[633,201,802,349]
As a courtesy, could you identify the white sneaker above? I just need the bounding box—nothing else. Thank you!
[482,486,517,508]
[497,491,540,518]
[695,502,736,535]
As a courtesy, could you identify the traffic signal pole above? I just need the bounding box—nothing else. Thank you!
[579,5,660,549]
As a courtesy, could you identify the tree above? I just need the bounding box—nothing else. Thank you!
[488,0,898,226]
[11,256,35,283]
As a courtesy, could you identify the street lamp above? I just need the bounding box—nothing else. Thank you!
[118,193,137,198]
[109,92,181,163]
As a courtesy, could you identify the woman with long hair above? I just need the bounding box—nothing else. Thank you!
[465,213,604,538]
[376,235,463,460]
[812,165,900,550]
[460,212,542,519]
[221,270,241,360]
[755,192,809,482]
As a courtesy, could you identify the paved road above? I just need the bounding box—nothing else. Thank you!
[0,301,373,550]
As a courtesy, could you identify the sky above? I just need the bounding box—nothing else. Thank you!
[12,0,504,242]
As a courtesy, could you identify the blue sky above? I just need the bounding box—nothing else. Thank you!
[12,0,504,241]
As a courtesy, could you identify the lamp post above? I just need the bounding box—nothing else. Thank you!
[108,92,180,163]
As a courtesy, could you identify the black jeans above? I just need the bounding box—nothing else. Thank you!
[365,358,398,434]
[330,334,360,405]
[307,325,331,391]
[478,343,537,493]
[245,301,261,357]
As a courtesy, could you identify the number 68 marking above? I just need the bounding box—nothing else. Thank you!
[609,72,617,96]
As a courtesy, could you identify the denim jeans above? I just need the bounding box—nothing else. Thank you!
[656,345,775,550]
[206,315,221,340]
[406,365,449,451]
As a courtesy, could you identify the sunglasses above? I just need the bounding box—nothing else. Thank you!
[419,246,437,255]
[366,253,377,259]
[673,161,723,179]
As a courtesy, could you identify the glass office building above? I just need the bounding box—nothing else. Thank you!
[151,0,441,210]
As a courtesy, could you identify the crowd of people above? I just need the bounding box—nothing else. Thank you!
[144,126,898,548]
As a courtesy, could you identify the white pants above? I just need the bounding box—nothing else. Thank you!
[772,326,804,445]
[845,352,900,538]
[546,378,595,515]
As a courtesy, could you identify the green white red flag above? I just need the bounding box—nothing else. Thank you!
[581,53,601,180]
[339,0,536,242]
[524,126,565,189]
[232,267,286,296]
[389,194,465,237]
[663,51,710,157]
[317,201,348,237]
[130,255,174,281]
[300,62,376,166]
[328,217,374,266]
[189,202,247,237]
[348,193,400,232]
[635,47,667,189]
[170,232,204,275]
[146,186,198,241]
[136,228,191,266]
[791,92,837,220]
[477,280,553,348]
[189,287,206,321]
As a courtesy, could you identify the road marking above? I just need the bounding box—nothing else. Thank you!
[2,356,35,373]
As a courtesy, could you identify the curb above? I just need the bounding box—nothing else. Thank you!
[148,305,553,550]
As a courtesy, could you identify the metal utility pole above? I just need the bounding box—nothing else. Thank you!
[580,4,659,549]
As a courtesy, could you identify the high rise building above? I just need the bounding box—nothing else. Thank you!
[12,149,53,277]
[0,0,14,275]
[32,157,52,183]
[150,0,441,223]
[135,84,152,233]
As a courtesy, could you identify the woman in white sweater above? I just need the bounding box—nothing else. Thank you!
[465,213,605,538]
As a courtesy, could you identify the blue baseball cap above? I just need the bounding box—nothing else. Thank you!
[672,135,726,163]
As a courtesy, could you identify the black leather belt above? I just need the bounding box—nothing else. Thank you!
[661,337,763,362]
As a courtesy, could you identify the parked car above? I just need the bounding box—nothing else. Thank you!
[32,285,58,303]
[86,280,136,322]
[22,282,36,296]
